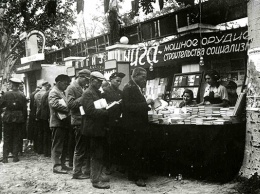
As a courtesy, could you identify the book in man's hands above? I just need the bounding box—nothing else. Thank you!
[57,112,68,120]
[106,99,122,110]
[94,98,108,109]
[57,98,68,120]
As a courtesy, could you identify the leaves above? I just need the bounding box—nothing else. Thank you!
[140,0,156,14]
[0,0,76,80]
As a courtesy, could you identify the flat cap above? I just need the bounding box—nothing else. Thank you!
[109,72,125,80]
[55,74,71,83]
[42,80,49,86]
[90,71,105,81]
[78,69,91,78]
[9,77,22,84]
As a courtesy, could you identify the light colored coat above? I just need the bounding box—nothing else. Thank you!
[48,86,69,127]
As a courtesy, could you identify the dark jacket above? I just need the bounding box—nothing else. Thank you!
[81,85,108,137]
[0,90,27,123]
[39,90,50,121]
[66,81,83,126]
[122,79,150,132]
[29,90,39,119]
[102,85,122,127]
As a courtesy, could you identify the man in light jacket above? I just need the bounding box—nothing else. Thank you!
[48,74,71,174]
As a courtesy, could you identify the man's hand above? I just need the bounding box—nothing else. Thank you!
[147,99,154,105]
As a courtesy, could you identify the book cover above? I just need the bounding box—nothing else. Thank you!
[194,75,200,85]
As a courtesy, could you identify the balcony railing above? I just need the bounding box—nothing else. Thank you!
[44,0,247,65]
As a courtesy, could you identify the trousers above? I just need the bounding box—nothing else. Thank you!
[3,123,22,160]
[51,127,69,169]
[36,120,44,154]
[127,129,149,180]
[42,120,51,157]
[68,125,76,166]
[90,137,106,183]
[73,126,90,176]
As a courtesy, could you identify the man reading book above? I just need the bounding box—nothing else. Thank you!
[102,72,125,175]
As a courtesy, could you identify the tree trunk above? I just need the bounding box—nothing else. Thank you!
[239,0,260,178]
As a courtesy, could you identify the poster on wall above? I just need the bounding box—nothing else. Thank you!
[247,48,260,109]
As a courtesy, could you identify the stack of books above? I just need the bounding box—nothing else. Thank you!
[212,107,221,117]
[213,119,232,125]
[184,118,191,124]
[227,107,235,116]
[198,106,206,116]
[190,115,197,124]
[220,108,229,117]
[191,107,199,116]
[205,107,213,116]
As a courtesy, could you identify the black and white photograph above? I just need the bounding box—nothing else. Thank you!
[0,0,258,193]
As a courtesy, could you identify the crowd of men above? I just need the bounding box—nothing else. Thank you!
[0,67,154,189]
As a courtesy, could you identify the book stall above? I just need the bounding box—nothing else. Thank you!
[145,75,246,181]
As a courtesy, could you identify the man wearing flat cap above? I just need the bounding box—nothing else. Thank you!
[34,80,51,155]
[48,74,71,174]
[102,72,125,174]
[66,69,91,179]
[81,71,110,189]
[1,78,27,163]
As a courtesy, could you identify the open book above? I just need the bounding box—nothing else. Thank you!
[94,98,108,109]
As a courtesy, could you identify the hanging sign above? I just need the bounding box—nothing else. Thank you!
[123,27,248,68]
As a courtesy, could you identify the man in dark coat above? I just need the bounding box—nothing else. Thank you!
[102,72,125,174]
[66,69,91,179]
[1,78,27,163]
[28,86,41,148]
[48,74,71,174]
[122,67,154,187]
[81,71,110,189]
[39,83,51,157]
[35,81,51,154]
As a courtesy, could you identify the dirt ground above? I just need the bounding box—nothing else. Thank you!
[0,142,241,194]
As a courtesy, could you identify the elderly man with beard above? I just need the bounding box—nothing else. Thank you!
[66,69,91,179]
[122,67,154,187]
